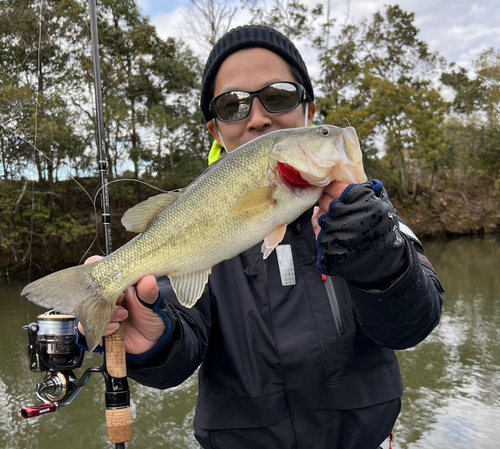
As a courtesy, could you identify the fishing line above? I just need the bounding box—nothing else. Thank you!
[25,0,44,328]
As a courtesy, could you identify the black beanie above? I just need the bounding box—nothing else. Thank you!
[200,25,314,122]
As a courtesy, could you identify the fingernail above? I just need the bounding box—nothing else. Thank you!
[117,309,128,320]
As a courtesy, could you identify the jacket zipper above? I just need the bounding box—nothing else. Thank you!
[324,276,344,335]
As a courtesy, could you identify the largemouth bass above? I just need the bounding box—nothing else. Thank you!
[22,125,367,351]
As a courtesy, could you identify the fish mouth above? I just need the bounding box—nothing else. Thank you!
[277,161,311,188]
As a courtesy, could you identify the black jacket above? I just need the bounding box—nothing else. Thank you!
[127,208,444,449]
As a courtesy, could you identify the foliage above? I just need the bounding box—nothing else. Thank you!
[0,0,88,182]
[314,5,450,200]
[242,0,323,40]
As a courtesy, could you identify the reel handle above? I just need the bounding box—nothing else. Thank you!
[21,403,57,418]
[104,324,131,444]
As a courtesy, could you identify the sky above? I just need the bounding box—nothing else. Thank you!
[135,0,500,78]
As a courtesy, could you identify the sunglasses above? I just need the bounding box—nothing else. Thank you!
[209,82,306,122]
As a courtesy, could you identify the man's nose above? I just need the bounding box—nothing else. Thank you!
[246,97,272,130]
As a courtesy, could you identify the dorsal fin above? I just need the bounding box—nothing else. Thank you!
[121,190,183,233]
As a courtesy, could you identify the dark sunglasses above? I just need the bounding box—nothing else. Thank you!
[209,82,306,122]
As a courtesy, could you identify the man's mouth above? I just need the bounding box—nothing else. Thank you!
[277,162,310,187]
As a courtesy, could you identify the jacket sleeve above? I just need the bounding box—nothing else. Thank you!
[126,276,212,389]
[346,235,444,350]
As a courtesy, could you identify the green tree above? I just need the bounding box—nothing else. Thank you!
[441,48,500,189]
[0,0,88,182]
[242,0,323,40]
[315,5,449,200]
[72,0,202,184]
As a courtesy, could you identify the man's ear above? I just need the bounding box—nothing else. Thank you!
[307,102,317,125]
[207,120,223,146]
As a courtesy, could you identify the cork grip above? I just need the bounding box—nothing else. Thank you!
[105,324,132,444]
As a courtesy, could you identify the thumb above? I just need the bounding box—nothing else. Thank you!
[134,275,159,307]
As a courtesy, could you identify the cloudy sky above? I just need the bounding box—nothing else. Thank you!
[136,0,499,78]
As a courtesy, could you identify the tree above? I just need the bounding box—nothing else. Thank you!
[242,0,323,41]
[441,48,500,189]
[71,0,202,184]
[0,0,89,182]
[182,0,238,54]
[315,5,449,199]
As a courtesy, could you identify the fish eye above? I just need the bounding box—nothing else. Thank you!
[319,127,330,137]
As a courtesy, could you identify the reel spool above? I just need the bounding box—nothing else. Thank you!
[25,311,84,372]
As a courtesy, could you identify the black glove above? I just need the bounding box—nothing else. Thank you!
[317,180,408,289]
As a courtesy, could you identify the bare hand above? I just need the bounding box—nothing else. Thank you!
[312,181,349,237]
[78,256,167,354]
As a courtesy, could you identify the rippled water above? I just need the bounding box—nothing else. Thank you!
[1,236,499,449]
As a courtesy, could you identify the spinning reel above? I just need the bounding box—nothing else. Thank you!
[20,311,103,418]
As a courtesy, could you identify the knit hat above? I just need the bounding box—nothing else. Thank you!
[200,25,314,122]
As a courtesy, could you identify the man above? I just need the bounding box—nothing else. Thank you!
[81,25,444,449]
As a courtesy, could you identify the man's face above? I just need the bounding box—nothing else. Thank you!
[207,47,316,152]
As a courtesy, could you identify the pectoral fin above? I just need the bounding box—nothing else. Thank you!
[169,269,211,308]
[261,223,287,259]
[232,186,275,213]
[122,190,184,233]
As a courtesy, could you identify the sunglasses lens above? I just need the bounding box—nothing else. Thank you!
[261,83,300,112]
[213,82,303,122]
[215,91,251,121]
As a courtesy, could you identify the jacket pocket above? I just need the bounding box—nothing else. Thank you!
[194,388,295,449]
[195,387,289,429]
[200,415,296,449]
[326,360,403,410]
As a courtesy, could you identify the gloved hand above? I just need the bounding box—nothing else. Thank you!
[316,180,408,289]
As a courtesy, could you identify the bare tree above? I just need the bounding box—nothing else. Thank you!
[182,0,238,55]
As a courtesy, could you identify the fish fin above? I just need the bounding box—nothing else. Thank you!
[231,186,275,213]
[261,223,287,259]
[122,191,183,233]
[169,269,211,308]
[21,263,118,352]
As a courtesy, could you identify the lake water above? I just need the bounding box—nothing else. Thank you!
[1,236,499,449]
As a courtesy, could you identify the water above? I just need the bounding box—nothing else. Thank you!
[1,236,499,449]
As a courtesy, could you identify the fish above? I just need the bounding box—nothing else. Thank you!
[22,125,367,351]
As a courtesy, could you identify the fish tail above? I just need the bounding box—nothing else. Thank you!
[21,263,118,352]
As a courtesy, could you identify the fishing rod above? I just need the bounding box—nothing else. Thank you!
[20,1,131,447]
[88,0,132,445]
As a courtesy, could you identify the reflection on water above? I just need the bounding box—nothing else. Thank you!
[394,236,500,449]
[1,236,499,449]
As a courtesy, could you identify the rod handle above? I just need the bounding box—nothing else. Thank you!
[105,324,131,444]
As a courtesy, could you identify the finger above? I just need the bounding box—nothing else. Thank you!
[324,181,349,200]
[110,305,128,322]
[135,275,159,306]
[318,181,349,211]
[103,322,120,336]
[311,206,322,238]
[78,320,120,337]
[84,255,103,265]
[116,292,125,305]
